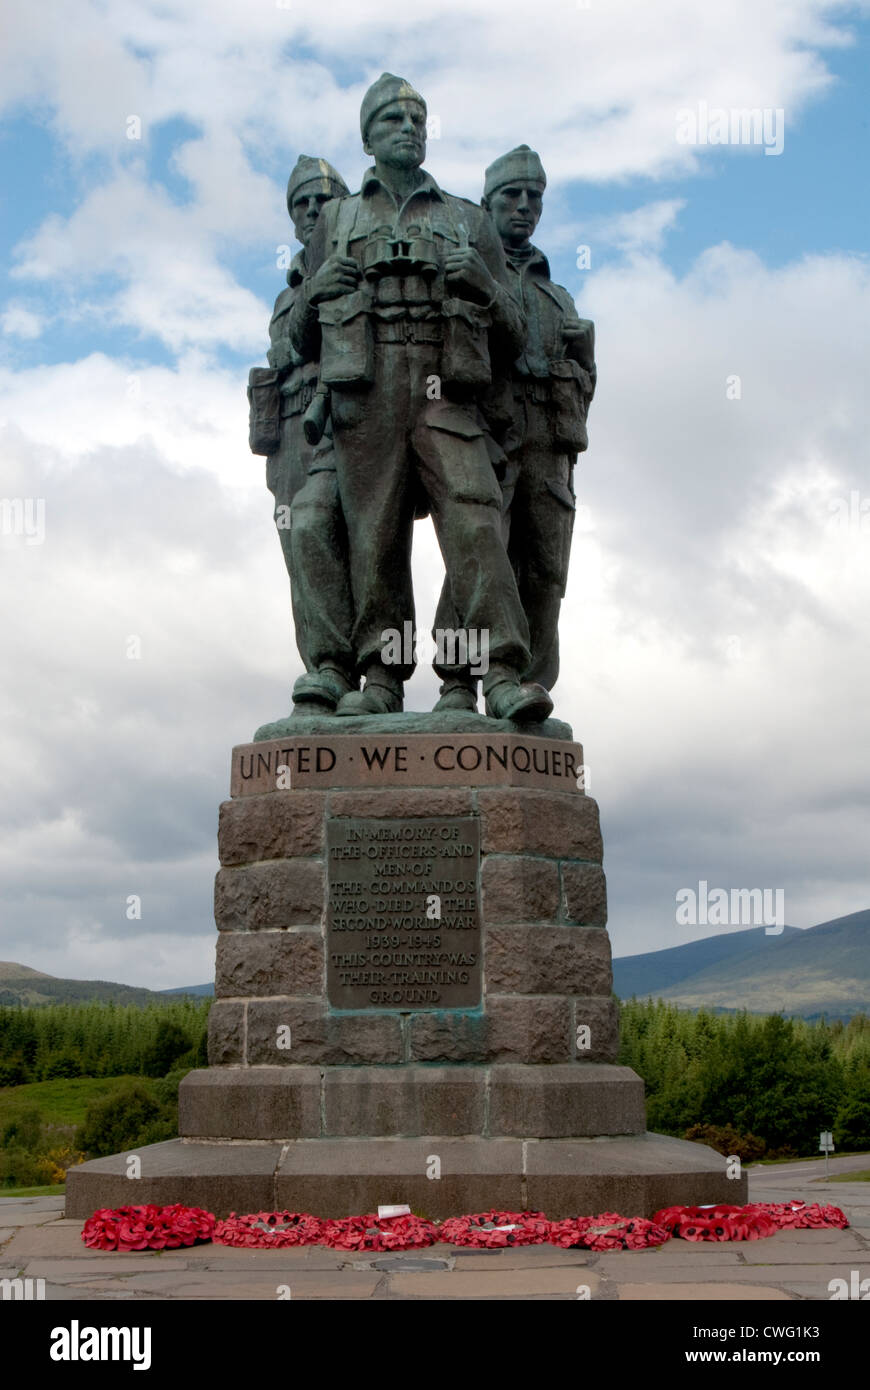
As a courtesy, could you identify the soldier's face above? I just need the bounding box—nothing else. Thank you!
[488,183,543,248]
[364,100,427,171]
[291,189,333,247]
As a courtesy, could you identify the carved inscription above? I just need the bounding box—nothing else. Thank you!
[230,734,585,796]
[326,816,481,1011]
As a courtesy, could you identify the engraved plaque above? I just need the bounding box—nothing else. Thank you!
[327,816,481,1011]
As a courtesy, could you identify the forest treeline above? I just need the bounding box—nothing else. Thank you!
[618,999,870,1158]
[0,999,210,1085]
[1,999,869,1188]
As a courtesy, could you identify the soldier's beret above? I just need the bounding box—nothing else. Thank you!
[360,73,426,140]
[286,156,349,213]
[483,145,547,199]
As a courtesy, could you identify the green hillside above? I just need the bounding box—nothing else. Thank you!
[650,910,870,1018]
[613,924,802,998]
[0,961,205,1006]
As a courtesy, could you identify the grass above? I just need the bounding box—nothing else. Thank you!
[0,1184,65,1197]
[0,1075,146,1129]
[828,1169,870,1182]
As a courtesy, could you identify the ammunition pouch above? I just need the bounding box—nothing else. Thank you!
[247,367,281,456]
[441,296,492,391]
[318,287,374,388]
[279,378,317,420]
[373,319,442,345]
[549,358,592,453]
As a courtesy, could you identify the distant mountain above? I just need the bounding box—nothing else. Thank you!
[613,910,870,1019]
[0,961,53,981]
[613,924,803,999]
[159,984,214,997]
[0,962,211,1007]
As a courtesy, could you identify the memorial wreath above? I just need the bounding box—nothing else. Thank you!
[82,1204,215,1252]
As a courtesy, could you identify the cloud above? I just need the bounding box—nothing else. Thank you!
[1,304,44,339]
[5,1,860,357]
[1,234,868,984]
[587,200,688,255]
[0,0,868,985]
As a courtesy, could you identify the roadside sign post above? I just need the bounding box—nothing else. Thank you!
[819,1130,834,1180]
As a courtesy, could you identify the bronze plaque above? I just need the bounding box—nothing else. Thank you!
[326,816,481,1011]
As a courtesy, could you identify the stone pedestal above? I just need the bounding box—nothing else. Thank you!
[66,721,746,1220]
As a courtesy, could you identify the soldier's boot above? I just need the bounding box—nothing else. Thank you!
[432,678,478,713]
[483,667,553,723]
[291,665,355,715]
[335,664,404,717]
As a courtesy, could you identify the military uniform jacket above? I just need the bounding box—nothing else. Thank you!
[502,244,596,453]
[288,168,525,374]
[266,249,319,416]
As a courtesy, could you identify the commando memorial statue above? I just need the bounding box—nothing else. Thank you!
[250,75,595,725]
[66,72,745,1225]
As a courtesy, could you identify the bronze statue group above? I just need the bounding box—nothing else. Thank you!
[249,74,595,724]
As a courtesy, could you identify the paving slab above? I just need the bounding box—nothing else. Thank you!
[21,1257,180,1279]
[0,1209,69,1227]
[0,1197,65,1213]
[193,1249,346,1270]
[1,1225,124,1259]
[119,1269,383,1299]
[387,1268,601,1298]
[740,1239,867,1262]
[594,1249,744,1275]
[619,1283,792,1301]
[439,1247,591,1269]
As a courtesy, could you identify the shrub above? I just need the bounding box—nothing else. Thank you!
[684,1123,766,1163]
[1,1104,44,1151]
[141,1022,193,1078]
[75,1082,165,1157]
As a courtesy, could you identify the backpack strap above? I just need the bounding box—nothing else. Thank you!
[333,195,361,257]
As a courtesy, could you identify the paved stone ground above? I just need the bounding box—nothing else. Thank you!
[2,1155,868,1301]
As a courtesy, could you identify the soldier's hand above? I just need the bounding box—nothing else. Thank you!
[444,247,495,303]
[308,256,360,304]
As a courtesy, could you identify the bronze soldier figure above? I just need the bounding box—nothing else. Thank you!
[248,155,358,712]
[289,75,552,723]
[433,145,596,709]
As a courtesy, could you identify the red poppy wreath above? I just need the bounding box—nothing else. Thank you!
[320,1212,439,1251]
[747,1201,848,1231]
[438,1210,551,1247]
[549,1212,671,1251]
[212,1211,324,1248]
[81,1204,215,1252]
[654,1204,778,1242]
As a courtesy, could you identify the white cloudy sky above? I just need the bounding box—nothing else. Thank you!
[1,0,868,987]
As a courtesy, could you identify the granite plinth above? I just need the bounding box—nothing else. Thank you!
[65,737,746,1223]
[254,711,574,742]
[64,1133,747,1222]
[178,1064,646,1140]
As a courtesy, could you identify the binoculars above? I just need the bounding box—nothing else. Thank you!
[362,227,439,280]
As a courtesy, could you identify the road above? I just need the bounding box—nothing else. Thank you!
[748,1151,870,1192]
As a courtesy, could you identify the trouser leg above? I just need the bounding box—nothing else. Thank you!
[267,412,313,667]
[412,396,530,688]
[329,355,416,686]
[508,431,575,692]
[288,460,355,681]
